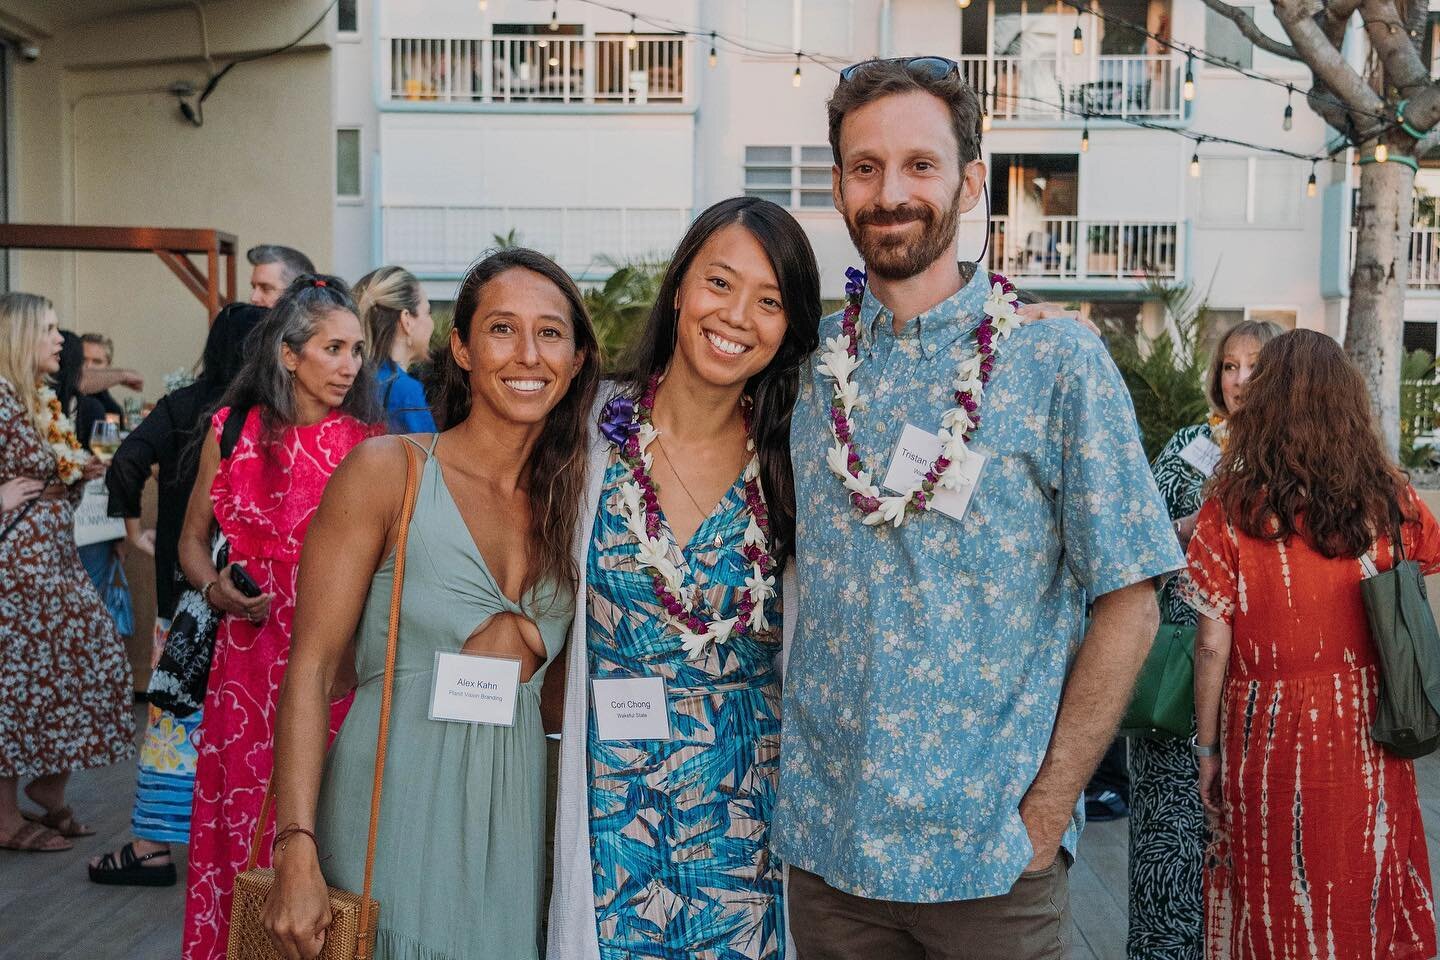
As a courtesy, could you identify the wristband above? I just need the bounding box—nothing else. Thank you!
[200,579,218,607]
[1192,741,1220,758]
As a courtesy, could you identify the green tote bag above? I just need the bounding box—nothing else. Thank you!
[1120,622,1196,739]
[1362,524,1440,760]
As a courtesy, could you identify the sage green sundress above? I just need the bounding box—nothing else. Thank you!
[314,435,572,960]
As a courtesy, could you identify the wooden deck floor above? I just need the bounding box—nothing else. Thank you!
[6,717,1440,960]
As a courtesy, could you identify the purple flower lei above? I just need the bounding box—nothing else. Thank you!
[833,266,1014,519]
[608,373,777,640]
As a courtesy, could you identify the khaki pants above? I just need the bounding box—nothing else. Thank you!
[789,860,1072,960]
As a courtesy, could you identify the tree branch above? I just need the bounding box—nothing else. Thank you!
[1273,0,1387,117]
[1193,0,1302,59]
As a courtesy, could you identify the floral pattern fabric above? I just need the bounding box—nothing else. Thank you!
[1127,422,1211,960]
[1181,490,1440,960]
[587,450,786,959]
[776,266,1184,902]
[133,618,203,844]
[0,376,134,780]
[182,406,378,960]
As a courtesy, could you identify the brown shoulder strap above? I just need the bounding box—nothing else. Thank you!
[244,441,424,951]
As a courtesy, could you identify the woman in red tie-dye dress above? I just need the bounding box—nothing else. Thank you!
[1185,329,1440,960]
[179,276,381,960]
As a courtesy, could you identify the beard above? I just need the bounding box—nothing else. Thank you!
[842,186,965,282]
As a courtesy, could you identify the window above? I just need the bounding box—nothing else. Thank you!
[338,0,358,34]
[744,146,834,210]
[1199,156,1304,228]
[336,128,361,199]
[1405,321,1438,359]
[1203,5,1253,69]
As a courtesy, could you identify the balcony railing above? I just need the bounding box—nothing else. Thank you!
[387,35,688,105]
[382,204,690,275]
[987,215,1181,280]
[1349,225,1440,290]
[959,54,1182,120]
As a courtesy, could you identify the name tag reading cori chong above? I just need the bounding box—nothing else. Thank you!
[592,676,672,742]
[429,652,521,727]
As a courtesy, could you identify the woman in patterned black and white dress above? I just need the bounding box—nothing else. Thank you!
[1125,319,1280,959]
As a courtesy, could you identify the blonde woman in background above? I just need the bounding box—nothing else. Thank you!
[1125,318,1282,959]
[0,292,133,853]
[354,265,436,433]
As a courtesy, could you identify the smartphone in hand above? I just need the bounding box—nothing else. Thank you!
[229,563,263,599]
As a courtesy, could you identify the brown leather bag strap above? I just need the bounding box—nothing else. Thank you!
[357,440,423,946]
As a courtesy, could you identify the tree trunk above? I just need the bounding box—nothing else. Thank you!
[1346,158,1416,456]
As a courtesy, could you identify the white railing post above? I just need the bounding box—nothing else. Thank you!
[480,37,493,102]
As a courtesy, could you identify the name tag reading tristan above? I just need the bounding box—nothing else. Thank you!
[429,652,521,727]
[592,676,671,742]
[1178,435,1222,477]
[882,423,988,522]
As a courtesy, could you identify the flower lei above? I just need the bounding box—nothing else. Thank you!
[818,267,1022,527]
[600,375,778,660]
[1207,412,1229,452]
[36,384,89,485]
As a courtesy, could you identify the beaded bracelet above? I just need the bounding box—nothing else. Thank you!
[272,825,320,855]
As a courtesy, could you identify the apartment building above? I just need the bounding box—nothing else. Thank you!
[337,0,1405,341]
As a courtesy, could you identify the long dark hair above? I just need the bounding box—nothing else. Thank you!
[1212,329,1409,558]
[216,274,381,435]
[618,196,821,567]
[197,302,266,406]
[433,248,601,597]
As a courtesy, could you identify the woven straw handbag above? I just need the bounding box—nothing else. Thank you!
[226,443,423,960]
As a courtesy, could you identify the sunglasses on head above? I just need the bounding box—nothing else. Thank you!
[838,56,960,84]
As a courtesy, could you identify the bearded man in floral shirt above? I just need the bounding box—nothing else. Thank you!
[774,58,1184,959]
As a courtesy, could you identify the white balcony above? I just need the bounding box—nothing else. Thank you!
[382,204,690,276]
[1349,226,1440,290]
[959,54,1183,121]
[386,35,690,106]
[988,216,1182,281]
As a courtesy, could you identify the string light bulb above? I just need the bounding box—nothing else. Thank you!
[626,14,637,50]
[477,0,486,10]
[793,53,803,88]
[1307,163,1318,198]
[549,0,559,31]
[1073,25,1084,56]
[957,0,972,8]
[708,31,717,68]
[1376,142,1389,163]
[1182,55,1195,102]
[1081,120,1089,153]
[1189,148,1201,178]
[1283,86,1293,131]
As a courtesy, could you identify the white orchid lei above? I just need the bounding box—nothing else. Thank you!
[36,383,89,485]
[819,266,1022,527]
[600,374,778,660]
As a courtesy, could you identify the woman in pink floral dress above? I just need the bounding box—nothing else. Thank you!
[179,276,381,960]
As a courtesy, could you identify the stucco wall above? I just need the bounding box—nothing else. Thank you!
[5,1,335,400]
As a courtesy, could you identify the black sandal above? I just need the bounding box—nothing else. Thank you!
[87,842,177,887]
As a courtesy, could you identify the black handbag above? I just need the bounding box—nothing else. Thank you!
[145,405,248,717]
[1363,513,1440,759]
[146,540,226,717]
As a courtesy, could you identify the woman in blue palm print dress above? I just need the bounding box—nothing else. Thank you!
[549,197,820,960]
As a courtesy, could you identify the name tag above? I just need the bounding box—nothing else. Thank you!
[592,676,671,742]
[1178,435,1222,477]
[428,652,520,726]
[882,423,987,522]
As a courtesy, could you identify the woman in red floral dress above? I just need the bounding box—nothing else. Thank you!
[179,276,381,960]
[1185,329,1440,960]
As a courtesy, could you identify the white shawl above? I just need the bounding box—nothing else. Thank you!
[547,408,798,959]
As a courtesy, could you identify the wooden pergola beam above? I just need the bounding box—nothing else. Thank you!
[0,223,239,319]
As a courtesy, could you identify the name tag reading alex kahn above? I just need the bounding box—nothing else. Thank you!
[429,652,521,727]
[592,676,671,742]
[882,423,987,522]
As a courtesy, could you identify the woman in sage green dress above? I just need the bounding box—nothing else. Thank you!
[264,248,600,960]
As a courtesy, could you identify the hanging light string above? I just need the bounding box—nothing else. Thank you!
[1053,0,1395,127]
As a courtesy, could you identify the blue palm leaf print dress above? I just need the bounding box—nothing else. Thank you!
[586,450,786,960]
